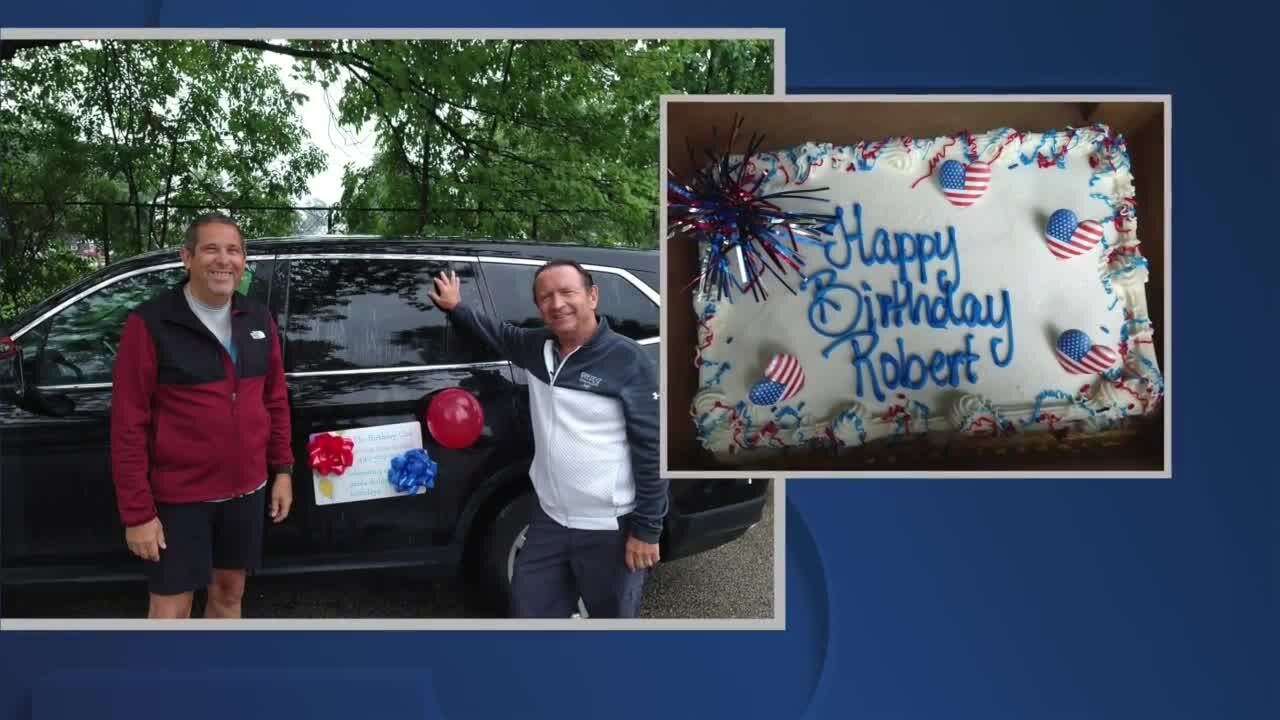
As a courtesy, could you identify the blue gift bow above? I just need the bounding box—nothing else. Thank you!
[387,448,438,494]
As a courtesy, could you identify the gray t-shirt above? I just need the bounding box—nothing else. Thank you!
[183,284,234,360]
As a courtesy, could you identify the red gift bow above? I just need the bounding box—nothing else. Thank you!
[308,433,355,476]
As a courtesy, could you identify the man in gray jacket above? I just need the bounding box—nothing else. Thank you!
[428,260,667,618]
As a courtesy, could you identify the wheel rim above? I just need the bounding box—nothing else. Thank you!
[506,522,589,618]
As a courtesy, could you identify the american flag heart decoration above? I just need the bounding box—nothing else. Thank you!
[1055,329,1120,375]
[748,353,806,406]
[1044,209,1105,260]
[938,159,991,207]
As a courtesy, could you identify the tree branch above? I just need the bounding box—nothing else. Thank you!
[486,40,517,145]
[347,66,421,180]
[96,42,144,253]
[343,64,553,174]
[222,39,575,138]
[222,39,343,63]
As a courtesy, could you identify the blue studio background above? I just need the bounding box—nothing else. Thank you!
[0,1,1275,719]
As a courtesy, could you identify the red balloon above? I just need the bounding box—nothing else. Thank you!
[426,388,485,450]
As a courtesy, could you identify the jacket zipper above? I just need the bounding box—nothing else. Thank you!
[227,320,240,499]
[546,343,581,521]
[175,292,244,500]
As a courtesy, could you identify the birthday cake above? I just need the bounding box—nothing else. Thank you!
[678,124,1164,461]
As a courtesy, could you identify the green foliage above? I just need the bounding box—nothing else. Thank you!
[0,40,326,323]
[303,39,773,245]
[0,245,94,326]
[0,38,773,325]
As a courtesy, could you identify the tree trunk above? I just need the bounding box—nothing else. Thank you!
[98,43,145,255]
[100,204,112,265]
[158,129,180,248]
[705,45,715,94]
[487,42,516,146]
[475,41,517,233]
[419,118,431,234]
[130,194,143,254]
[0,196,20,263]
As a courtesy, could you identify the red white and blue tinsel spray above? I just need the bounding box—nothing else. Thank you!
[668,116,837,303]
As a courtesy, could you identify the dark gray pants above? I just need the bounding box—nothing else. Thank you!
[510,502,649,618]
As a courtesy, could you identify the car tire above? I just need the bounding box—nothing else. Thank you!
[484,491,588,618]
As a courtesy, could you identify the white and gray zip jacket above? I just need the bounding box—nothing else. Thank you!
[448,304,667,543]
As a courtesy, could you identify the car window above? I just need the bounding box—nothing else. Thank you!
[284,257,480,373]
[480,261,658,342]
[633,269,659,294]
[592,271,658,342]
[34,262,270,386]
[479,262,543,331]
[447,261,503,363]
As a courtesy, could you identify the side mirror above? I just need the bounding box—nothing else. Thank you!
[0,336,74,417]
[0,336,24,397]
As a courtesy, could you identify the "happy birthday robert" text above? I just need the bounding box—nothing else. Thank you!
[803,203,1015,402]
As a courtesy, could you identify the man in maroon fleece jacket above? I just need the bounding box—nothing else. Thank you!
[110,213,294,619]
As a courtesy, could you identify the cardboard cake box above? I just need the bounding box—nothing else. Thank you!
[661,97,1168,475]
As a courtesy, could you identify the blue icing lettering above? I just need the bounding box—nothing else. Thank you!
[819,203,961,287]
[877,337,981,392]
[804,204,1017,401]
[820,204,861,269]
[868,276,1014,369]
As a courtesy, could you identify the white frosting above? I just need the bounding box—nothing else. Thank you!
[1090,378,1129,413]
[950,393,991,433]
[830,402,869,446]
[876,140,916,173]
[690,125,1163,460]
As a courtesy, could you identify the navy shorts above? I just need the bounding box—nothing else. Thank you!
[143,487,267,596]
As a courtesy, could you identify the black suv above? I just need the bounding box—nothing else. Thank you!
[0,237,768,612]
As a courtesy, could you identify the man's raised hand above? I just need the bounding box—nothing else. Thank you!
[428,270,462,312]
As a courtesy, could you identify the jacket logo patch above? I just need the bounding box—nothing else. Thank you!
[250,330,267,340]
[579,372,602,388]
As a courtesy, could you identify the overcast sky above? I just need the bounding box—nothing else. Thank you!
[263,50,377,206]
